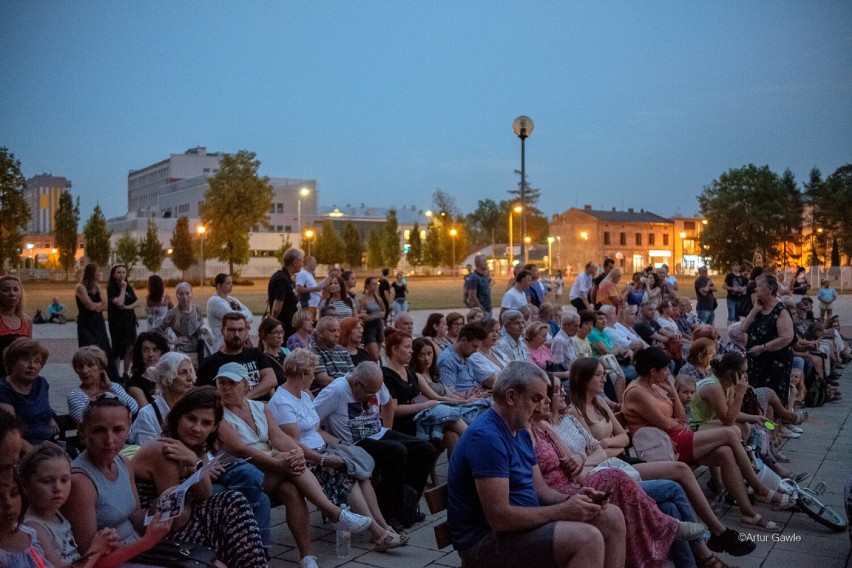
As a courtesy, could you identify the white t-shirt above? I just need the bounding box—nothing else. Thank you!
[501,286,528,310]
[295,269,321,308]
[312,375,390,444]
[268,387,325,449]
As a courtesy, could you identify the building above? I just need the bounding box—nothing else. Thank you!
[671,216,708,274]
[549,206,675,276]
[24,174,71,234]
[128,146,222,216]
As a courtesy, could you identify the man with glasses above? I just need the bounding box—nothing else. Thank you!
[310,316,355,389]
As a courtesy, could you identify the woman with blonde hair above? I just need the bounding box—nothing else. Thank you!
[596,268,623,312]
[0,275,31,377]
[286,309,314,351]
[155,282,206,362]
[67,346,138,424]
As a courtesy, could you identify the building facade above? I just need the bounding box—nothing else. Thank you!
[25,174,71,234]
[128,146,222,216]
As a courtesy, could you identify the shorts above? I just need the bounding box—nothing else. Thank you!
[458,523,557,568]
[668,427,695,465]
[362,319,385,345]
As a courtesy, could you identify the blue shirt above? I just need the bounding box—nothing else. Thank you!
[0,376,54,445]
[447,408,539,551]
[438,347,478,393]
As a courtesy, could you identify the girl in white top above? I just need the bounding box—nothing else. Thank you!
[206,274,253,352]
[267,349,407,551]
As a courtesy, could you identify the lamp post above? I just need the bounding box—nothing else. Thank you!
[679,231,687,273]
[512,116,534,263]
[508,205,522,271]
[524,236,531,265]
[297,187,311,234]
[304,228,315,256]
[547,237,554,274]
[196,225,206,286]
[556,236,562,272]
[449,228,458,277]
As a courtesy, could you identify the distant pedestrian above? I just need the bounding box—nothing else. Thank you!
[378,268,392,324]
[723,263,747,325]
[553,269,564,306]
[390,271,409,320]
[569,262,596,312]
[694,266,717,325]
[465,255,492,315]
[268,248,303,338]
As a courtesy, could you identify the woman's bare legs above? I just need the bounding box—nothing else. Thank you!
[365,341,380,362]
[271,481,312,557]
[441,420,467,455]
[347,482,387,541]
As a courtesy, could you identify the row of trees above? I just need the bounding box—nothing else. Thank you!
[698,163,852,270]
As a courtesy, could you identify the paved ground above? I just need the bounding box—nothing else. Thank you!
[31,299,852,567]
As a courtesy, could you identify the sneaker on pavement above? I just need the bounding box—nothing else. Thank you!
[779,426,800,439]
[300,555,319,568]
[331,506,371,534]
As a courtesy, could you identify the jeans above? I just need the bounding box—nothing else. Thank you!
[639,479,697,568]
[392,299,408,318]
[356,429,438,522]
[726,298,740,322]
[213,461,271,548]
[697,309,715,325]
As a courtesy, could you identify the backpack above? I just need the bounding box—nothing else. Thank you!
[33,309,46,324]
[804,367,827,407]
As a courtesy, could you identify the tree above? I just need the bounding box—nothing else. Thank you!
[381,209,401,269]
[53,191,80,278]
[508,172,549,243]
[407,222,423,267]
[114,231,139,273]
[139,219,165,273]
[313,220,345,265]
[698,165,794,270]
[432,189,459,219]
[821,164,852,263]
[82,204,111,267]
[341,222,363,268]
[170,216,195,278]
[0,147,31,272]
[274,237,293,264]
[466,199,504,247]
[423,221,442,266]
[777,169,804,268]
[366,229,383,268]
[200,150,274,274]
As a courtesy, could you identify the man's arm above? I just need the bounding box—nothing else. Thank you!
[248,368,277,400]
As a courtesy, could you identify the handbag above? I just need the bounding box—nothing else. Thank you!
[632,427,678,462]
[131,538,218,568]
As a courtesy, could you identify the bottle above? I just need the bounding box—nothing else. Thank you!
[336,530,351,558]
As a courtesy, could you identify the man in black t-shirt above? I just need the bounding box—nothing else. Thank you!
[378,268,392,324]
[267,248,303,338]
[723,263,748,325]
[196,312,276,400]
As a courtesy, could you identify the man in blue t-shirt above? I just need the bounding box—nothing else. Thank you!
[447,361,624,567]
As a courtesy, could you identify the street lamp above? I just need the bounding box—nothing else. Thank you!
[196,225,206,286]
[297,187,311,234]
[580,231,589,240]
[449,228,458,277]
[512,115,534,263]
[556,236,562,272]
[547,237,554,274]
[524,236,532,265]
[304,228,315,256]
[508,205,522,270]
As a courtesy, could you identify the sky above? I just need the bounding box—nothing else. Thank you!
[2,2,851,223]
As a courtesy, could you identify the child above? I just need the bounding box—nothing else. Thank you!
[0,465,51,568]
[816,278,837,323]
[675,375,696,424]
[20,443,117,568]
[785,369,806,436]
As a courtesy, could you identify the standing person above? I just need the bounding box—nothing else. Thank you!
[0,276,32,377]
[590,258,614,309]
[358,277,386,362]
[342,270,358,302]
[553,270,564,306]
[595,268,623,313]
[390,271,409,320]
[723,263,748,326]
[569,262,596,312]
[295,255,323,321]
[75,264,118,380]
[816,278,837,323]
[789,266,810,299]
[447,361,625,568]
[268,248,304,339]
[378,268,392,325]
[144,274,173,332]
[466,256,492,315]
[206,273,253,353]
[500,269,531,319]
[693,266,717,325]
[658,264,679,301]
[154,282,206,363]
[106,264,139,378]
[319,276,356,319]
[741,274,795,407]
[525,264,544,308]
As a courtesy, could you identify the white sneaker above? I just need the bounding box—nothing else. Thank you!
[780,426,801,439]
[789,426,803,434]
[330,506,371,534]
[300,555,319,568]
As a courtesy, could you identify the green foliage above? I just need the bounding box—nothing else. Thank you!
[508,173,549,243]
[313,220,344,265]
[139,219,165,273]
[407,222,423,267]
[170,216,195,276]
[423,221,442,266]
[777,169,804,268]
[366,229,383,268]
[382,209,401,268]
[114,231,139,272]
[53,191,80,277]
[698,164,793,270]
[200,150,274,274]
[82,204,111,267]
[341,222,363,268]
[274,236,293,264]
[0,148,31,273]
[466,199,504,246]
[820,164,852,263]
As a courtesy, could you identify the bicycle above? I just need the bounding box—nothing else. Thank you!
[779,479,848,533]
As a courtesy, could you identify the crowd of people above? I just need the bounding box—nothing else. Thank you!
[0,251,848,568]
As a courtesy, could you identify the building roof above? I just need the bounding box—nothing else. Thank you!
[318,204,429,225]
[574,207,672,224]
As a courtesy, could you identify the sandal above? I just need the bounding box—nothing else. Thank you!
[372,527,409,551]
[793,411,808,425]
[774,452,791,463]
[697,553,739,568]
[755,488,796,510]
[740,513,782,533]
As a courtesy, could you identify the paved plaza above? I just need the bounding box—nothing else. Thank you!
[31,298,852,568]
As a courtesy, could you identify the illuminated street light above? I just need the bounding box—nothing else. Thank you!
[508,205,522,269]
[449,228,458,277]
[304,228,315,256]
[298,187,311,234]
[580,231,589,240]
[197,225,206,286]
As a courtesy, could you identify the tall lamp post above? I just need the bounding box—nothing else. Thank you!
[547,237,554,274]
[512,115,534,264]
[297,187,311,234]
[197,225,206,287]
[449,228,458,277]
[508,205,522,271]
[524,236,531,265]
[304,228,315,256]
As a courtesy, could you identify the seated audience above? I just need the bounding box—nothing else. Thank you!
[340,316,372,365]
[125,331,170,408]
[67,346,138,424]
[131,352,197,444]
[438,322,489,394]
[496,309,529,362]
[47,298,67,324]
[0,338,56,452]
[286,309,314,351]
[258,316,288,387]
[411,338,469,403]
[422,313,452,352]
[310,316,355,388]
[550,310,581,372]
[468,317,509,388]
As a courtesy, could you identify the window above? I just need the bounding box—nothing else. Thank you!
[663,233,669,246]
[683,239,697,255]
[277,203,284,213]
[619,232,626,246]
[269,205,275,214]
[603,232,611,245]
[684,221,696,230]
[635,233,642,246]
[284,225,292,233]
[648,233,655,246]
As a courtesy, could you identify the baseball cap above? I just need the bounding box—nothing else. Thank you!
[215,362,248,382]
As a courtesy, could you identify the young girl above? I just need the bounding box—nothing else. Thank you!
[787,368,806,432]
[21,443,117,567]
[816,278,837,323]
[674,374,696,424]
[0,465,49,568]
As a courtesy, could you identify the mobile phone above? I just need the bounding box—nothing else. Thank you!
[593,489,612,504]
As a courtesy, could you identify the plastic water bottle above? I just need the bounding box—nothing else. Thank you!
[336,530,351,558]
